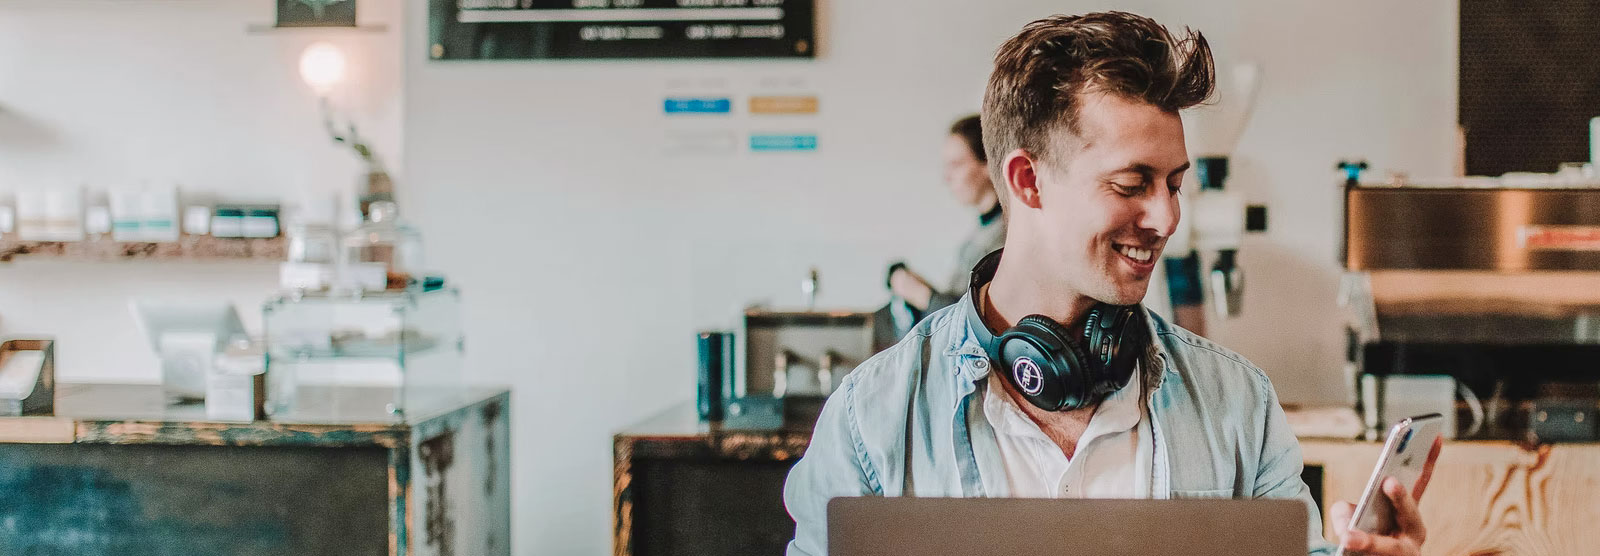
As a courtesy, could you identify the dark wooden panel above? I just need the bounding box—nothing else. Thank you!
[0,443,390,556]
[1301,465,1324,512]
[1461,0,1600,175]
[614,404,818,556]
[409,392,512,556]
[631,458,797,556]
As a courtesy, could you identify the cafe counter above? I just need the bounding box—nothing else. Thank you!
[0,383,511,556]
[613,402,1600,556]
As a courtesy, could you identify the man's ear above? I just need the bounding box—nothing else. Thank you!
[1001,149,1045,210]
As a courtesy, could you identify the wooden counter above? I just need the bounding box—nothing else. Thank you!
[0,383,511,556]
[615,402,1600,556]
[614,402,813,556]
[1302,438,1600,556]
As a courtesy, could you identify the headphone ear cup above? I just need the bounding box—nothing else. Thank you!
[1001,315,1094,411]
[1014,315,1078,357]
[1082,305,1147,393]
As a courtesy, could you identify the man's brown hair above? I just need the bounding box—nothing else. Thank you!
[981,12,1215,206]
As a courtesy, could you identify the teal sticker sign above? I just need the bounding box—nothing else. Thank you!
[750,134,817,152]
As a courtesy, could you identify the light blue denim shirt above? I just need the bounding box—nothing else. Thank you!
[782,290,1333,555]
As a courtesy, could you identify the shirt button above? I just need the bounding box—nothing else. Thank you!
[974,359,988,370]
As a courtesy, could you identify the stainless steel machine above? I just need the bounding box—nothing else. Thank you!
[1342,181,1600,442]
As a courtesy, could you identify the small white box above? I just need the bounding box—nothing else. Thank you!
[109,188,143,242]
[158,331,216,402]
[14,190,46,241]
[141,186,180,243]
[85,206,112,236]
[342,262,389,291]
[280,262,333,291]
[205,367,257,422]
[183,205,212,236]
[15,189,84,242]
[44,188,85,241]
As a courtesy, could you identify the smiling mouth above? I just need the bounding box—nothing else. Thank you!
[1115,243,1157,265]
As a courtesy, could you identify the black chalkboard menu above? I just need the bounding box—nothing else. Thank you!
[428,0,815,60]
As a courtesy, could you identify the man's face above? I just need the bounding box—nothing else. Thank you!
[1034,93,1188,305]
[942,134,992,207]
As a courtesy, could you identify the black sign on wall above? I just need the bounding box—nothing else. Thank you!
[277,0,357,28]
[1461,0,1600,175]
[428,0,815,60]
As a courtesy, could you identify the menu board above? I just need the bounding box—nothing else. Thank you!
[428,0,815,60]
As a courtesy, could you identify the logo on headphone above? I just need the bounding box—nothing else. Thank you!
[1013,357,1045,396]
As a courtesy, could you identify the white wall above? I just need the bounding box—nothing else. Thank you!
[0,0,1457,553]
[0,0,404,382]
[402,0,1455,554]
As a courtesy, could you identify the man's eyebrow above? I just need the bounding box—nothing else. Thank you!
[1104,163,1157,177]
[1102,162,1191,178]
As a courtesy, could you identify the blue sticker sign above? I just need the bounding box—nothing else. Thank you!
[664,97,732,114]
[750,133,817,152]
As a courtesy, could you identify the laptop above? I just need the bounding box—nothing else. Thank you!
[828,497,1307,556]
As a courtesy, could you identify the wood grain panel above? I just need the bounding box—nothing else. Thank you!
[1302,440,1600,556]
[0,417,73,443]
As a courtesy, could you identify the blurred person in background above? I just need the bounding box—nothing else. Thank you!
[883,115,1007,338]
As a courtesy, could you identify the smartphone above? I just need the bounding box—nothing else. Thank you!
[1334,413,1444,556]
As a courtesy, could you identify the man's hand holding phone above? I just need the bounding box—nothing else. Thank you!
[1330,434,1444,556]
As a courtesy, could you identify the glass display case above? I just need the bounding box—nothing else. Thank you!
[262,288,463,422]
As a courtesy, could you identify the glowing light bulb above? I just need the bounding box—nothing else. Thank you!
[299,42,346,95]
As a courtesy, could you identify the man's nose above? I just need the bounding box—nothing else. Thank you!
[1138,187,1181,237]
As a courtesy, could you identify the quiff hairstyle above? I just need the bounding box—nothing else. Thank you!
[981,12,1215,208]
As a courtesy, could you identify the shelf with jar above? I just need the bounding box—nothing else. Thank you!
[0,235,287,263]
[0,188,289,263]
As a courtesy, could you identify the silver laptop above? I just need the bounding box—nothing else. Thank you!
[828,497,1307,556]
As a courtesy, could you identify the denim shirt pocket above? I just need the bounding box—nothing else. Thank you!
[1170,488,1235,499]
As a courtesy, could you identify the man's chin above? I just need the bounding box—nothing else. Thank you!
[1106,282,1152,306]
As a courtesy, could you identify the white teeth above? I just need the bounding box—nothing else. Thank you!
[1119,245,1152,263]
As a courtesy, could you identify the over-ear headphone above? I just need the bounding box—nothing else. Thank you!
[970,251,1148,412]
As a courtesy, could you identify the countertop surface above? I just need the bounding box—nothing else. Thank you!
[617,401,1597,448]
[0,383,509,446]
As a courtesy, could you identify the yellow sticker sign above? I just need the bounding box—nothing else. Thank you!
[749,95,819,115]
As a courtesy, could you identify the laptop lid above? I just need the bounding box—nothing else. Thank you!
[828,497,1307,556]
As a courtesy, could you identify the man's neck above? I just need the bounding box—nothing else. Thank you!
[975,269,1099,459]
[982,247,1097,333]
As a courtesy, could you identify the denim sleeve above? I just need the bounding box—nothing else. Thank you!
[1253,379,1337,555]
[783,379,880,556]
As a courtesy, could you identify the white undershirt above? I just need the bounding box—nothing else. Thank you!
[981,364,1151,499]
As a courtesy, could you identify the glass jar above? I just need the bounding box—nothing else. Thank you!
[341,201,422,291]
[287,222,339,264]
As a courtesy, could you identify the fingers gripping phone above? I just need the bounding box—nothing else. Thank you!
[1334,414,1444,556]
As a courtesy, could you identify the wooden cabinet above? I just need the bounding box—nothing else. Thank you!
[613,405,810,556]
[1301,439,1600,556]
[0,384,511,556]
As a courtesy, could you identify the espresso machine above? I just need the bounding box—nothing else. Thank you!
[1341,179,1600,442]
[695,269,879,429]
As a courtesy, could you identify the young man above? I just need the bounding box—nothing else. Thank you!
[784,12,1437,556]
